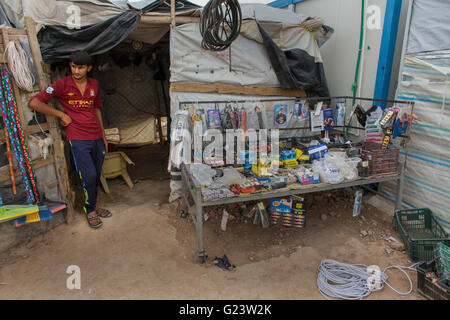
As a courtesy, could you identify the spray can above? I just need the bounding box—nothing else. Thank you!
[353,189,363,217]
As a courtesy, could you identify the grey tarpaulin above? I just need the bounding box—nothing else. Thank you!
[37,11,140,62]
[257,24,330,97]
[0,5,13,27]
[406,0,450,55]
[136,0,200,13]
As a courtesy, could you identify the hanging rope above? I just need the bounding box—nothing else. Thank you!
[1,69,39,202]
[0,69,38,204]
[2,119,16,195]
[4,40,35,92]
[200,0,242,51]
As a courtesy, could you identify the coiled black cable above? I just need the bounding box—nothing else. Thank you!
[200,0,242,51]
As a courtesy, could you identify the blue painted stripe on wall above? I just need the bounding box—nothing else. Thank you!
[399,151,450,169]
[373,0,402,108]
[268,0,307,9]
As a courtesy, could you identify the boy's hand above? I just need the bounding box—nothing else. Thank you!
[103,136,108,154]
[59,113,72,127]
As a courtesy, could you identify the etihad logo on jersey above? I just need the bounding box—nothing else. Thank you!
[68,99,94,108]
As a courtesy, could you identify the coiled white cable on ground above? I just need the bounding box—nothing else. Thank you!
[4,40,35,92]
[317,259,421,300]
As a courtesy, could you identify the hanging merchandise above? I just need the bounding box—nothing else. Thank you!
[274,104,288,128]
[293,101,301,118]
[323,108,334,131]
[4,41,35,92]
[0,70,36,204]
[223,104,239,129]
[0,69,39,203]
[207,108,221,129]
[200,0,242,51]
[169,110,189,170]
[301,101,309,120]
[379,108,398,150]
[254,105,266,129]
[1,119,16,194]
[336,102,346,126]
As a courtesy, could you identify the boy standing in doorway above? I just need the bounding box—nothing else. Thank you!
[28,51,112,229]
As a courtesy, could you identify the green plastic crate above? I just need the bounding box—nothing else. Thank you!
[434,242,450,283]
[394,208,450,262]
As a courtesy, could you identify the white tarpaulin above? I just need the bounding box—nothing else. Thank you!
[406,0,450,55]
[170,18,324,87]
[382,56,450,232]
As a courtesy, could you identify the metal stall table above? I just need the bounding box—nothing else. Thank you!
[180,164,405,263]
[176,96,414,263]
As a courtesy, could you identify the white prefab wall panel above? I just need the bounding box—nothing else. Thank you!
[293,0,386,99]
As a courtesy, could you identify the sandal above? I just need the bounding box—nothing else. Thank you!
[97,207,112,218]
[86,211,103,229]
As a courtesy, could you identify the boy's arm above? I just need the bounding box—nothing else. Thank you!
[28,98,72,126]
[28,80,72,126]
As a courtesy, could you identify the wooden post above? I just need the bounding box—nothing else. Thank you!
[24,17,75,223]
[151,74,164,145]
[171,0,176,26]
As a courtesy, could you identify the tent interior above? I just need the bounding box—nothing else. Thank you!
[46,28,172,203]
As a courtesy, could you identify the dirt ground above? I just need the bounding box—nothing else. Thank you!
[0,146,424,300]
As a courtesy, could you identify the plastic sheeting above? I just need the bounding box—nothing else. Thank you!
[258,23,329,96]
[170,22,280,87]
[0,5,13,27]
[381,56,450,233]
[406,0,450,55]
[37,11,140,61]
[0,0,199,30]
[170,19,326,89]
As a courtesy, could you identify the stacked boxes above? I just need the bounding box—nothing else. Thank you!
[201,188,235,201]
[365,119,382,144]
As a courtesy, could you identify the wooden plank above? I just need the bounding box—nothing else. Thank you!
[25,123,50,135]
[4,28,27,36]
[140,15,199,24]
[170,0,176,26]
[170,82,307,98]
[151,73,164,144]
[0,156,55,183]
[24,17,74,223]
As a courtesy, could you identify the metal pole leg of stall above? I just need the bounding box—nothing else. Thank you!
[395,163,405,211]
[194,191,208,264]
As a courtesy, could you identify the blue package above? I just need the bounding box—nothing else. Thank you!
[392,114,409,139]
[207,110,221,129]
[323,108,334,130]
[301,102,309,120]
[307,144,328,160]
[281,150,296,161]
[270,198,293,214]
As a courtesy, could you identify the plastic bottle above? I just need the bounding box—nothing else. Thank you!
[336,102,346,127]
[335,133,345,144]
[353,189,363,217]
